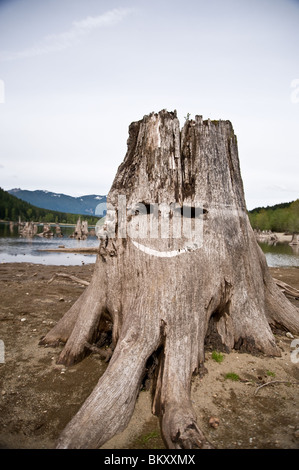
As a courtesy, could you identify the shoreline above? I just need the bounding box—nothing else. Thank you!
[273,232,293,243]
[0,221,295,242]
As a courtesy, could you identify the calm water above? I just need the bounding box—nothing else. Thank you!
[0,222,98,265]
[0,222,298,267]
[258,242,299,268]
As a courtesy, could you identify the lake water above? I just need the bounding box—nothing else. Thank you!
[0,222,298,267]
[258,242,299,268]
[0,222,98,266]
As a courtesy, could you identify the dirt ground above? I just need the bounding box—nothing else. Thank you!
[0,262,298,450]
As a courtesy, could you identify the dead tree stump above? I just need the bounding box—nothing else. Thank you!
[40,110,299,449]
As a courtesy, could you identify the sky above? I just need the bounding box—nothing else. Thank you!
[0,0,298,210]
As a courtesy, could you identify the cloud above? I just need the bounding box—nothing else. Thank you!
[266,184,299,194]
[0,8,132,61]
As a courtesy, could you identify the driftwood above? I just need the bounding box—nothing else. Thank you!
[273,278,299,299]
[48,273,90,287]
[40,110,299,450]
[38,247,98,253]
[255,380,299,395]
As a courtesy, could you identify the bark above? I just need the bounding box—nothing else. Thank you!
[41,110,299,449]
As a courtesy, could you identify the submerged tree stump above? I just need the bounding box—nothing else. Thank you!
[290,233,299,245]
[70,217,89,240]
[40,110,299,449]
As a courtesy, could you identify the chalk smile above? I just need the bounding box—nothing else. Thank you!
[131,240,201,257]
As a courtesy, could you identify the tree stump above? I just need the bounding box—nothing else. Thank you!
[40,110,299,449]
[290,233,299,245]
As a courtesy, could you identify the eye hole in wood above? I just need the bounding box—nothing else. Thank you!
[131,203,208,218]
[176,206,208,219]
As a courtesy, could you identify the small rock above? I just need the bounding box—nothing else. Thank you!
[294,430,299,439]
[286,332,294,339]
[20,318,26,322]
[59,297,65,302]
[209,417,220,429]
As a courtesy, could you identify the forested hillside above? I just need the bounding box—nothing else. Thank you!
[248,199,299,232]
[1,186,298,232]
[0,187,100,225]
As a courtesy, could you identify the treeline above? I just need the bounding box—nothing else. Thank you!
[248,199,299,233]
[1,186,297,232]
[0,187,100,225]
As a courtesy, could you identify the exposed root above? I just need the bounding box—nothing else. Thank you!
[38,292,85,347]
[56,323,161,448]
[84,341,114,362]
[161,405,214,449]
[56,316,101,366]
[56,295,105,366]
[41,259,107,363]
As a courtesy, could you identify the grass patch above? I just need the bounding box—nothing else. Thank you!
[211,351,224,363]
[140,430,159,444]
[225,372,240,381]
[266,370,276,377]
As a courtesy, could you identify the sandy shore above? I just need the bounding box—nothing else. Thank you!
[0,262,298,450]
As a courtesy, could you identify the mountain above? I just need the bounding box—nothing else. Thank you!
[0,187,100,224]
[8,189,107,217]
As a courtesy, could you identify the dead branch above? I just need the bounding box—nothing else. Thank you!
[48,273,90,287]
[255,380,299,395]
[273,278,299,299]
[38,247,98,253]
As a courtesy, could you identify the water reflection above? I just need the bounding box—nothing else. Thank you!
[0,222,298,267]
[258,242,299,267]
[0,222,98,266]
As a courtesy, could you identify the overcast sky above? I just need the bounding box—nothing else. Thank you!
[0,0,298,210]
